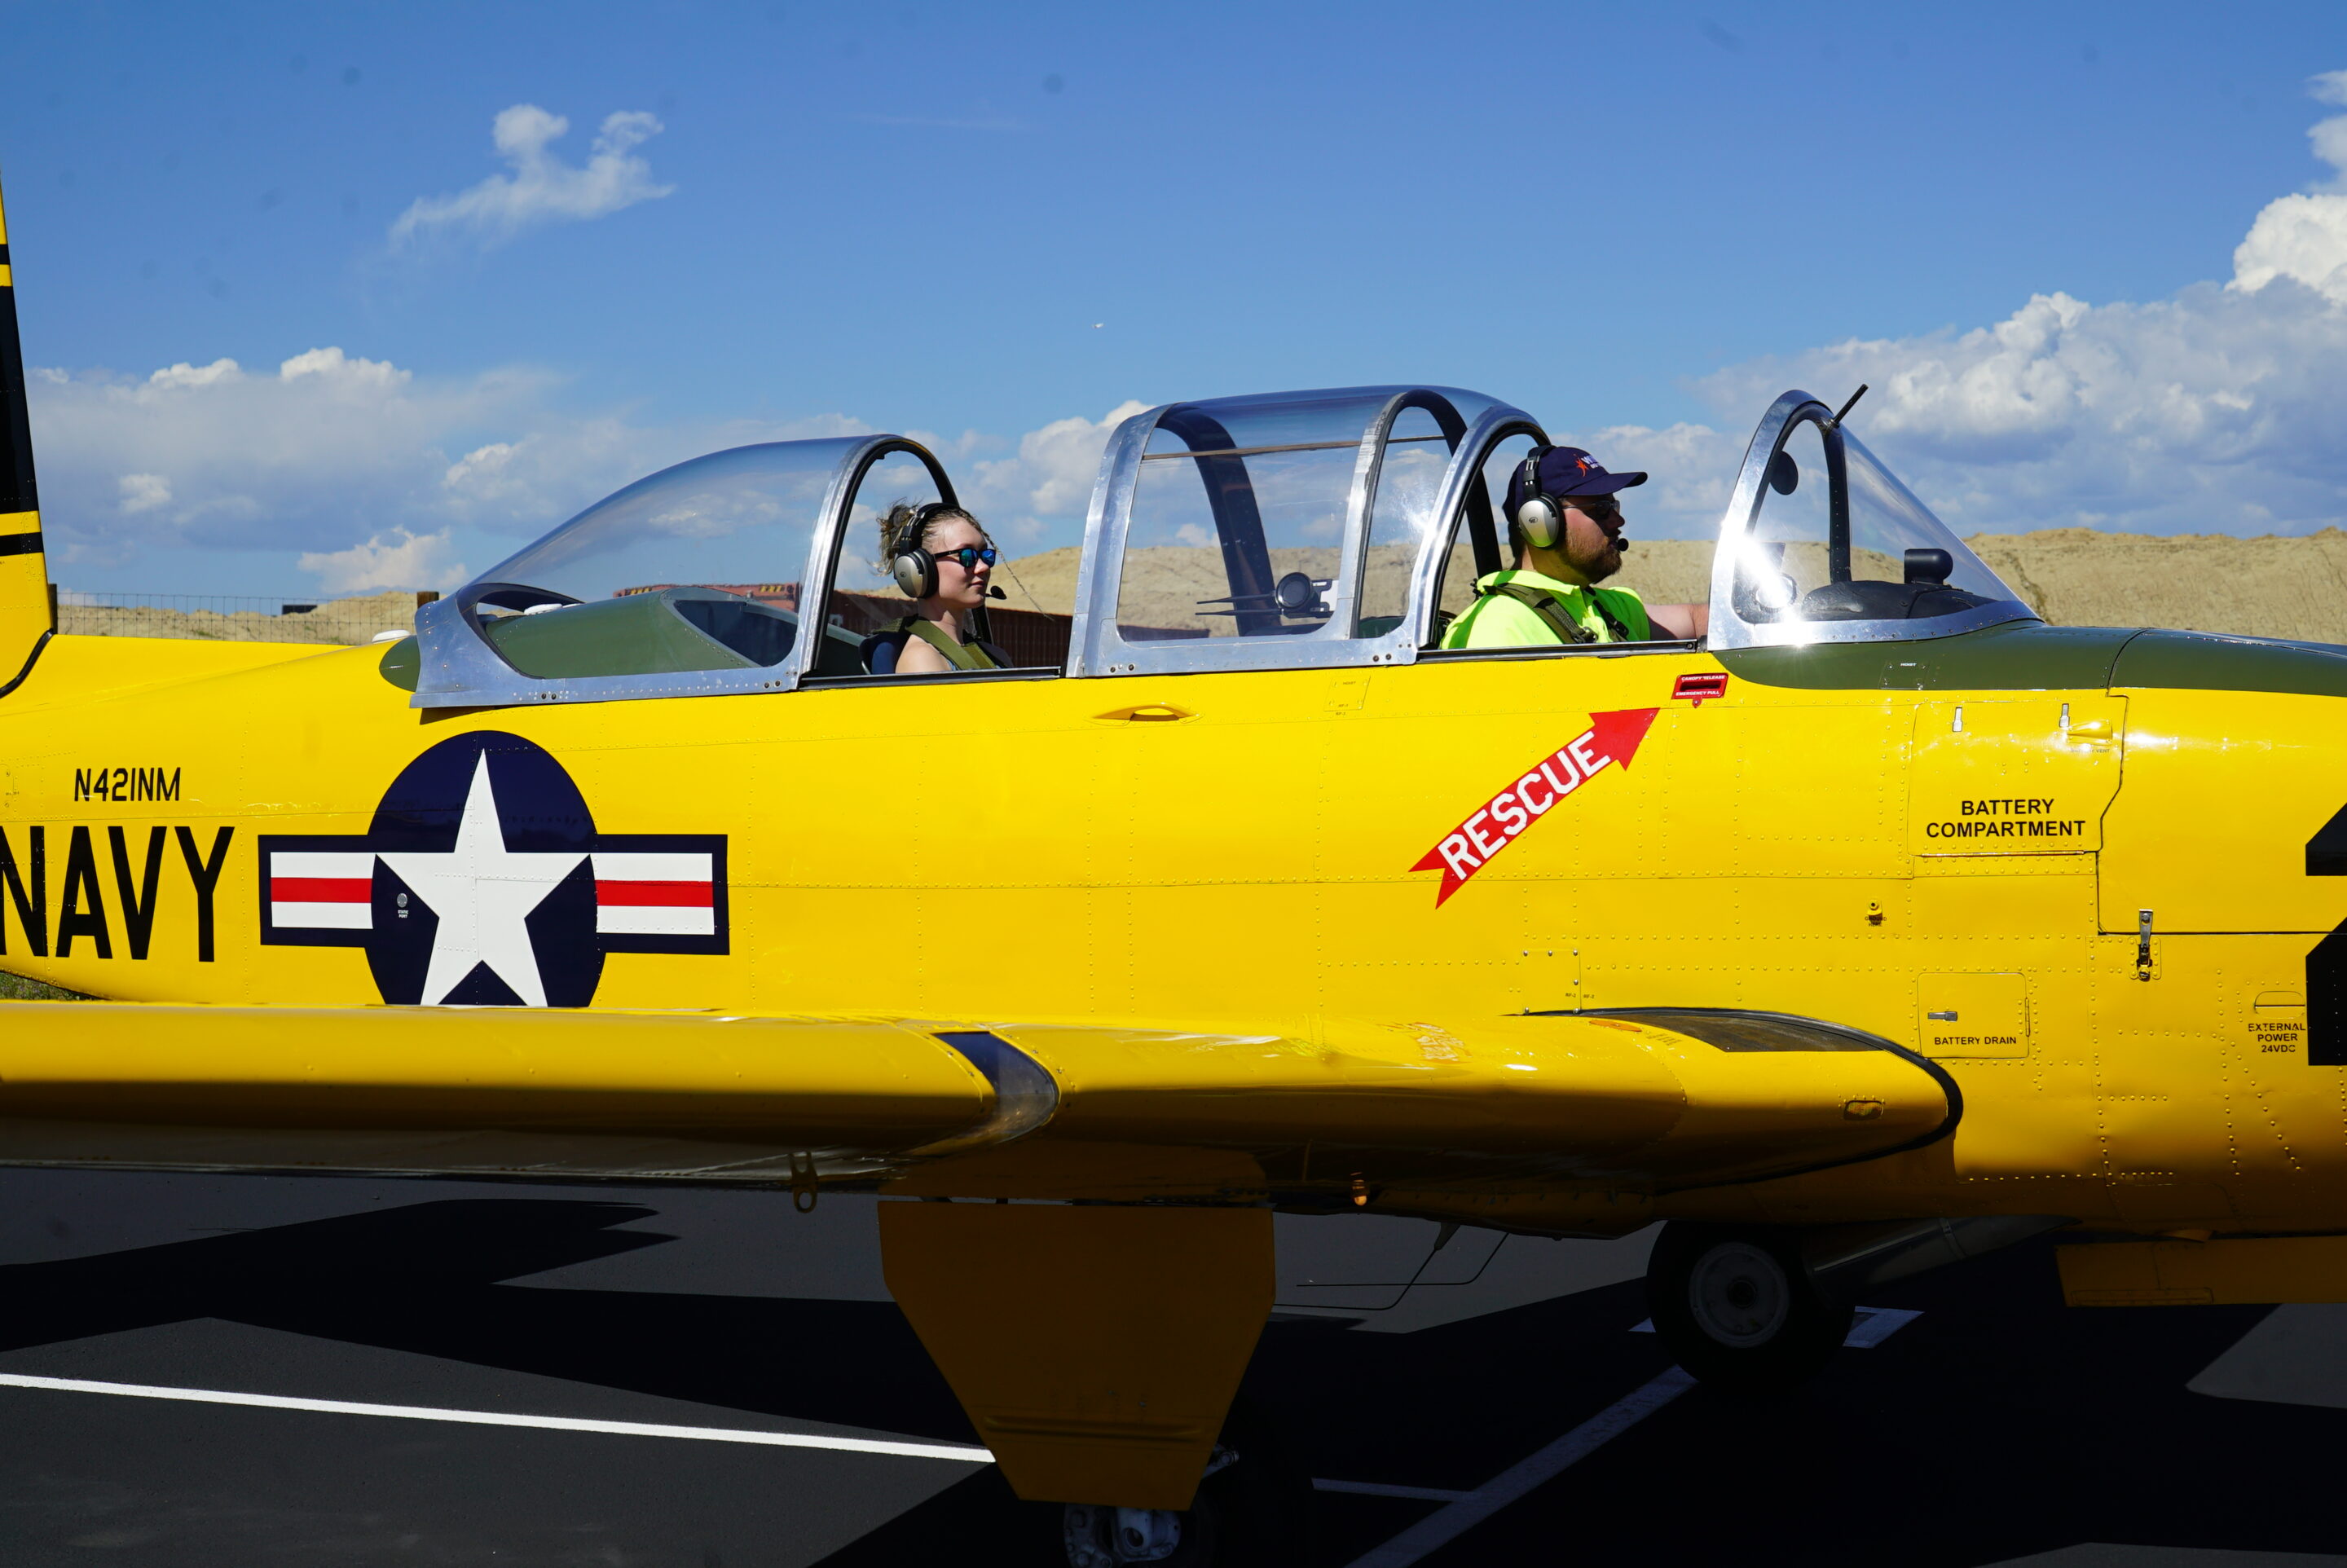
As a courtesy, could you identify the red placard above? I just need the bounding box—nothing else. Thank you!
[1672,672,1728,705]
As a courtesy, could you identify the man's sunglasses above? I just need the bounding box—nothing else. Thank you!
[1565,495,1622,521]
[933,546,998,569]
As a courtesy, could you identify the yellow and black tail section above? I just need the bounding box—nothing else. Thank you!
[0,170,53,689]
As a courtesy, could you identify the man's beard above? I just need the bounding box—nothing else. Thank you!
[1569,538,1623,584]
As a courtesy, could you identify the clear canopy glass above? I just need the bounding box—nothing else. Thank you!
[1114,386,1493,643]
[458,440,851,681]
[1729,414,2023,632]
[475,440,847,605]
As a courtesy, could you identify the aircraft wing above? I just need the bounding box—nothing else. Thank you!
[0,1002,1953,1202]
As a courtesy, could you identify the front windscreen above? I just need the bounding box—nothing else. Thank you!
[1731,417,2026,629]
[465,439,850,679]
[474,441,843,606]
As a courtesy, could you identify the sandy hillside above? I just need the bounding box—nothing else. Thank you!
[59,591,423,645]
[58,529,2347,649]
[1963,528,2347,642]
[1001,531,2347,644]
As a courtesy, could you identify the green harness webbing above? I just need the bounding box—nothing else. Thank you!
[897,616,1001,672]
[1477,581,1640,645]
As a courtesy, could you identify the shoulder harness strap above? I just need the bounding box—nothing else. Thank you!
[1479,581,1640,645]
[897,616,999,672]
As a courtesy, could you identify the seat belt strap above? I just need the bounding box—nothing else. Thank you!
[898,616,1000,671]
[1481,582,1640,645]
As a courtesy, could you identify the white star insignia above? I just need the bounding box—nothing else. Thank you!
[378,753,586,1006]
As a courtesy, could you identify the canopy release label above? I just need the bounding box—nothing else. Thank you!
[1411,707,1659,907]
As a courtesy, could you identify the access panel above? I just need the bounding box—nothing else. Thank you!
[1915,972,2028,1059]
[1909,697,2124,860]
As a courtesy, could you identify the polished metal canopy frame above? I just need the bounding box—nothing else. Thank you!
[1066,384,1523,678]
[1701,389,2038,652]
[409,434,957,709]
[407,384,2040,709]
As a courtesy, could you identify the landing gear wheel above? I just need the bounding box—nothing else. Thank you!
[1059,1406,1310,1567]
[1646,1222,1852,1394]
[1062,1497,1217,1566]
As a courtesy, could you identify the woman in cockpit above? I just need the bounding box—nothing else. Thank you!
[868,501,1010,674]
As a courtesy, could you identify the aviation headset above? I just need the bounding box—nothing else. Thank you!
[889,501,978,600]
[1512,447,1569,550]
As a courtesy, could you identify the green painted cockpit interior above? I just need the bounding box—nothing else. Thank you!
[1722,620,2347,698]
[484,588,770,679]
[373,610,2347,701]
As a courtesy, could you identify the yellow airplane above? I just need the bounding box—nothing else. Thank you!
[2,174,2345,1561]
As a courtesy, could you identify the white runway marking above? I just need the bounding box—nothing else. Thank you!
[0,1372,994,1463]
[1341,1367,1698,1568]
[1629,1304,1923,1347]
[1843,1306,1923,1347]
[1313,1479,1475,1502]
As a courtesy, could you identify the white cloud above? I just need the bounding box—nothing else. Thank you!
[1571,73,2347,545]
[300,528,468,593]
[390,105,673,251]
[36,56,2347,607]
[279,345,408,390]
[964,400,1150,542]
[29,346,561,568]
[148,359,240,390]
[117,473,171,514]
[24,337,1113,588]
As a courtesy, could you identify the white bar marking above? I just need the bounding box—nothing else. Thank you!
[592,852,711,881]
[1342,1368,1697,1568]
[271,902,372,929]
[0,1372,993,1463]
[596,906,715,936]
[271,852,374,879]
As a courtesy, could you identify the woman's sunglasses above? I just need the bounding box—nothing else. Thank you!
[934,546,998,570]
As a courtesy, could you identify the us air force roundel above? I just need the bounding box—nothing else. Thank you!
[257,731,727,1007]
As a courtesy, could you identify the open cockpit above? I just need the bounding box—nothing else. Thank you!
[387,386,2037,707]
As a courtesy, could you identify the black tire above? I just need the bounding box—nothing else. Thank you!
[1062,1495,1218,1567]
[1058,1398,1309,1567]
[1645,1222,1852,1394]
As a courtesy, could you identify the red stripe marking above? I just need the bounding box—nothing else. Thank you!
[595,879,714,908]
[271,878,371,903]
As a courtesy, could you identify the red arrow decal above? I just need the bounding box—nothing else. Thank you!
[1588,707,1659,769]
[1410,708,1662,907]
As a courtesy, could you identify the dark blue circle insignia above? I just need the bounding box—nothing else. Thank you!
[258,731,729,1007]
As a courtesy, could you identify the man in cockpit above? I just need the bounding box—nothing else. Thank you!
[1441,445,1707,648]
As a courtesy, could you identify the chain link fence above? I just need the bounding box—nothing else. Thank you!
[55,591,432,646]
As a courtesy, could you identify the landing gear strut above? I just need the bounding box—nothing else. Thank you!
[1645,1222,1852,1393]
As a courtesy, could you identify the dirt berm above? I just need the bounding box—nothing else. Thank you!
[994,529,2347,645]
[63,530,2347,650]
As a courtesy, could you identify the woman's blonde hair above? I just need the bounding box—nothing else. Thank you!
[874,500,984,577]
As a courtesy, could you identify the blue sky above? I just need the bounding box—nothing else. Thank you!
[4,1,2346,597]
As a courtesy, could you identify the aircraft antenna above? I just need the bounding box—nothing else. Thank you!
[1829,384,1869,427]
[997,554,1047,613]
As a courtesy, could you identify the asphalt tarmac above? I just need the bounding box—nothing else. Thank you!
[0,1170,2342,1567]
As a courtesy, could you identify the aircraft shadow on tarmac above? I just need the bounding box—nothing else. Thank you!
[0,1197,977,1445]
[9,1199,2347,1566]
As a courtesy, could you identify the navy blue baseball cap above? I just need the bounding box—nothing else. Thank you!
[1504,446,1648,517]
